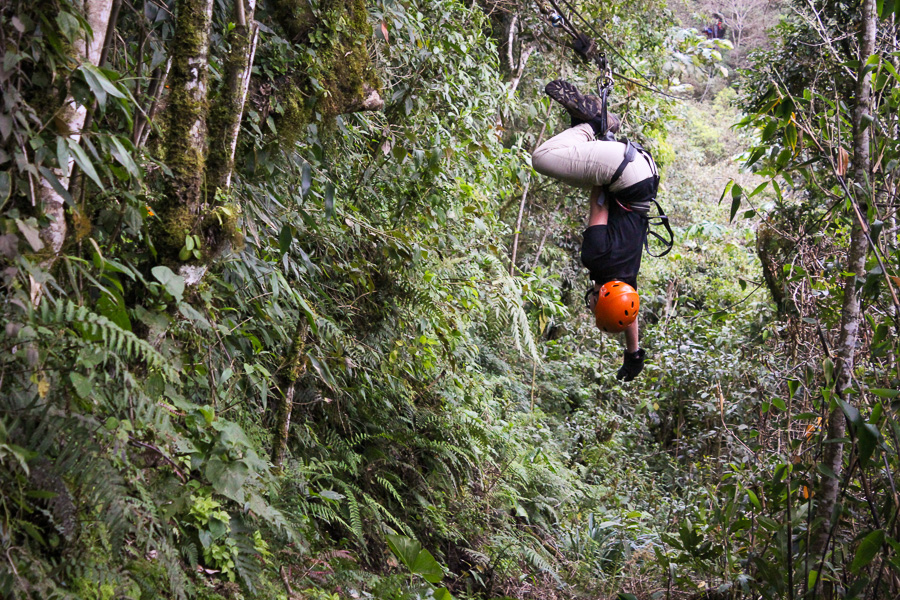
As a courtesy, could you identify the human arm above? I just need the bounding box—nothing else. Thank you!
[588,186,608,226]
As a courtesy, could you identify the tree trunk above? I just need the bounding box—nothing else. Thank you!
[810,0,876,567]
[154,0,214,263]
[506,43,536,99]
[271,320,309,469]
[37,0,114,255]
[207,0,259,193]
[267,0,382,116]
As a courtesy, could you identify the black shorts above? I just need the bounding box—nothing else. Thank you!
[581,208,646,289]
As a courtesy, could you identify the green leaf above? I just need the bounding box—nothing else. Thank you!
[38,167,74,206]
[784,124,797,150]
[718,179,734,205]
[858,423,881,464]
[66,138,104,190]
[206,459,250,502]
[386,534,421,571]
[729,183,743,223]
[296,295,319,335]
[151,266,185,302]
[870,402,883,424]
[15,218,44,252]
[80,64,107,107]
[850,529,884,573]
[410,547,443,584]
[869,388,899,398]
[748,181,769,197]
[747,489,762,510]
[823,358,834,386]
[55,12,81,43]
[108,135,139,178]
[317,490,345,501]
[279,224,292,256]
[96,289,131,331]
[385,534,443,583]
[325,181,335,219]
[69,372,93,398]
[80,64,126,100]
[301,163,312,197]
[771,397,786,411]
[433,588,455,600]
[839,399,862,426]
[817,463,838,479]
[0,171,10,206]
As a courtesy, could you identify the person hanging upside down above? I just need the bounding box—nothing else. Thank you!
[531,80,660,382]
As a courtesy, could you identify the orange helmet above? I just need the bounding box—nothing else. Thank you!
[594,281,640,333]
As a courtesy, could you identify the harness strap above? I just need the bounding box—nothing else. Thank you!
[609,142,636,186]
[599,85,610,137]
[641,199,674,258]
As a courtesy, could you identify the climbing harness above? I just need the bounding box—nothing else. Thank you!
[607,140,674,258]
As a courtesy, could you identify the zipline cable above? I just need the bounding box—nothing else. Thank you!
[545,0,685,101]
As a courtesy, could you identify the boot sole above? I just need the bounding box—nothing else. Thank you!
[545,80,602,122]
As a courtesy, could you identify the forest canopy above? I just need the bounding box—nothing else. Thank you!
[1,0,899,599]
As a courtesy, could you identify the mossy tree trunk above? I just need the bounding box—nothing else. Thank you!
[207,0,259,193]
[810,0,876,577]
[37,0,114,255]
[155,0,214,269]
[266,0,383,117]
[271,320,309,469]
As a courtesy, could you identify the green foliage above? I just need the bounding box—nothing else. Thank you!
[1,0,836,598]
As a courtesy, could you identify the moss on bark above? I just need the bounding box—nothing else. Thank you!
[207,1,257,193]
[261,0,381,144]
[154,0,241,265]
[154,0,212,261]
[271,319,308,469]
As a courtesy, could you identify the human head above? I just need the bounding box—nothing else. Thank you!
[593,280,639,333]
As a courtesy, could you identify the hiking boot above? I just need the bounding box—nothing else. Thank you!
[545,79,602,122]
[617,348,646,382]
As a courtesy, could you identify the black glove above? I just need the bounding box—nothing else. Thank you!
[572,33,596,61]
[616,348,646,382]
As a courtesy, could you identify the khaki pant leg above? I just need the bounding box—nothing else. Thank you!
[531,123,620,188]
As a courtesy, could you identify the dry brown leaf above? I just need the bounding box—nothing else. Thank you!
[836,147,849,177]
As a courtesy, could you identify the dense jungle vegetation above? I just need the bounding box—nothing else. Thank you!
[2,0,900,597]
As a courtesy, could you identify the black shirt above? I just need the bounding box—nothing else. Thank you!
[581,201,647,289]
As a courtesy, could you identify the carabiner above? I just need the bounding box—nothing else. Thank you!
[595,75,613,96]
